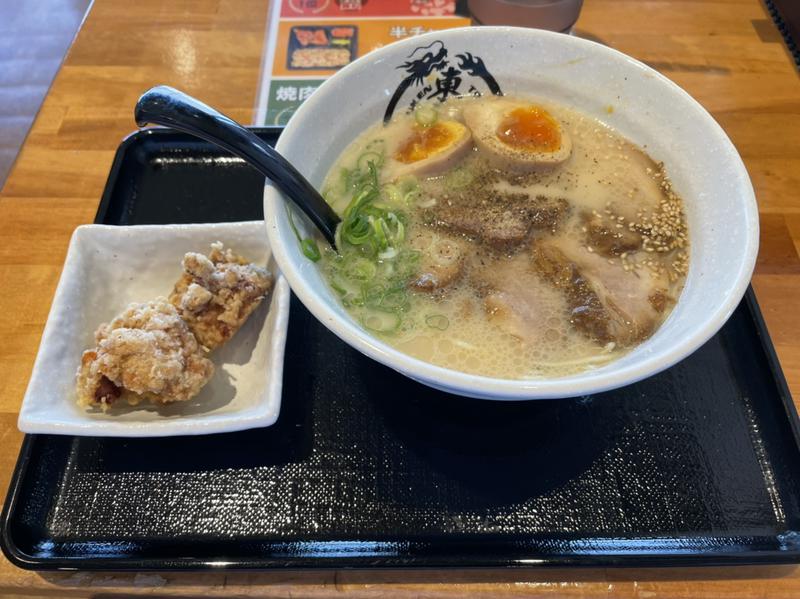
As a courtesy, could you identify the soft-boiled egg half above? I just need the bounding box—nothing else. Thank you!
[382,120,473,181]
[463,99,572,170]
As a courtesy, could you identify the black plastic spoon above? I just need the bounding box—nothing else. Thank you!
[134,85,340,247]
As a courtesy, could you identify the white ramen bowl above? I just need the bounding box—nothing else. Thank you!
[264,27,758,400]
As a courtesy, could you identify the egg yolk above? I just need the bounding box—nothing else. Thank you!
[395,122,460,163]
[496,106,561,153]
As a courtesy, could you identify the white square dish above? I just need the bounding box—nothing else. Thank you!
[18,222,290,437]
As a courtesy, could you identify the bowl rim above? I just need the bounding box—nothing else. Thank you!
[264,26,759,400]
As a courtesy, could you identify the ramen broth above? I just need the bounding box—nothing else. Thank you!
[318,96,689,378]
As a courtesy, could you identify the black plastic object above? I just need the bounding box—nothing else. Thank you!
[135,86,339,246]
[3,127,800,571]
[766,0,800,70]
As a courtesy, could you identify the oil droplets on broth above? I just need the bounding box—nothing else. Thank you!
[318,95,689,379]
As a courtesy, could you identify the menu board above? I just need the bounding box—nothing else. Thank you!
[255,0,472,125]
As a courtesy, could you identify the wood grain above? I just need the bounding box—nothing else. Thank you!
[0,0,799,596]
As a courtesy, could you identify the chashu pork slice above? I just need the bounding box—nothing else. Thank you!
[473,252,567,346]
[427,192,569,251]
[532,237,671,346]
[408,228,468,293]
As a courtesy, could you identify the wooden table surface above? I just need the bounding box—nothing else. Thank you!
[0,0,799,596]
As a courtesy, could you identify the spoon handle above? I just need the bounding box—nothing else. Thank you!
[135,85,340,247]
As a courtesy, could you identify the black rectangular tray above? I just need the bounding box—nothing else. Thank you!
[3,127,800,570]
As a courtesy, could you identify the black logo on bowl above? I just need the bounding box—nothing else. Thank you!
[384,40,502,123]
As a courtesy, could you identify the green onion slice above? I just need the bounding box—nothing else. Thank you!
[425,314,450,330]
[414,104,438,127]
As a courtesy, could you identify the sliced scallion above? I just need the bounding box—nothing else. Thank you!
[414,104,438,127]
[319,145,422,336]
[286,206,320,262]
[357,151,383,173]
[362,311,402,334]
[425,314,450,331]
